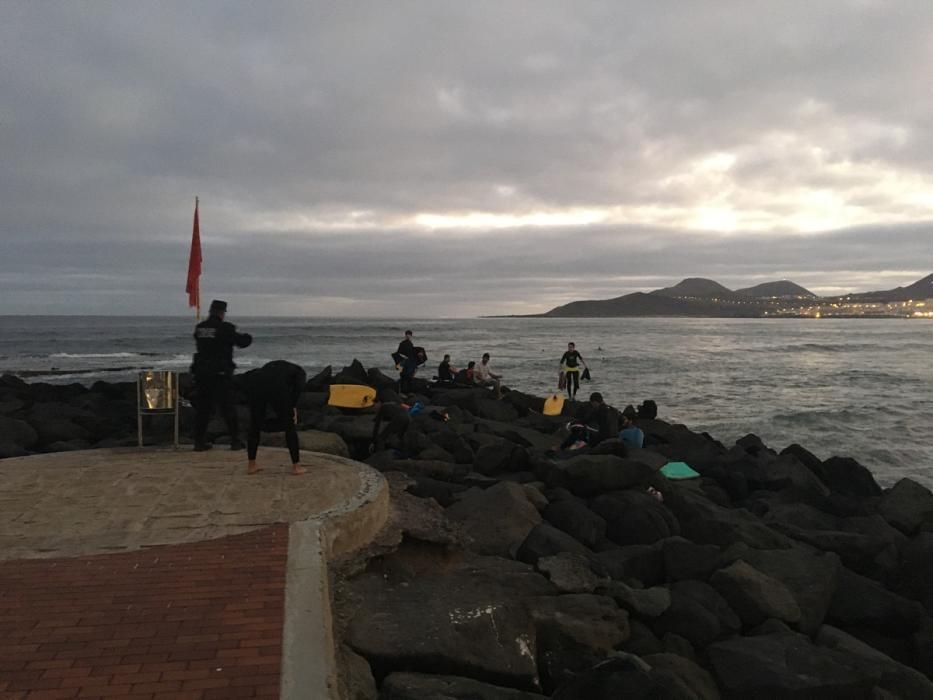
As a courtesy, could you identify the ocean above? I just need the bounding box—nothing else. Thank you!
[1,315,930,487]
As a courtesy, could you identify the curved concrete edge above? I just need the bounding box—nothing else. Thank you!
[281,453,389,700]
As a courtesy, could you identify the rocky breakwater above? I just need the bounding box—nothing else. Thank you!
[3,364,933,698]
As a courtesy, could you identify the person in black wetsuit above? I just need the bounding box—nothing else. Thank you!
[371,390,411,452]
[191,299,252,451]
[559,342,588,399]
[580,392,612,446]
[392,329,418,393]
[238,360,307,475]
[437,354,457,384]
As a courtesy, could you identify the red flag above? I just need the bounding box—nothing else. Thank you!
[186,197,202,314]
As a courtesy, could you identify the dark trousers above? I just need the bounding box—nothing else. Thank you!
[398,359,417,393]
[194,374,238,444]
[565,370,580,398]
[247,397,299,463]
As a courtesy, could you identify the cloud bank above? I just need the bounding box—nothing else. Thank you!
[2,1,932,315]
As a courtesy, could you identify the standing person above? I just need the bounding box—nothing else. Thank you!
[618,404,645,449]
[371,390,411,452]
[239,360,307,475]
[393,329,418,394]
[559,342,588,400]
[474,353,502,397]
[437,354,458,384]
[191,299,252,452]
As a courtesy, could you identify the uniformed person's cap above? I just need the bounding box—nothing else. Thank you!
[209,299,227,312]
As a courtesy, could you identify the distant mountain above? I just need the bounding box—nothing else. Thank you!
[847,273,933,301]
[534,273,933,318]
[651,278,738,299]
[735,280,816,298]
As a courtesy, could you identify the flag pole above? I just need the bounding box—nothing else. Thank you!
[195,197,200,322]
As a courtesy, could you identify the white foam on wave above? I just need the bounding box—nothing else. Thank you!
[49,352,145,359]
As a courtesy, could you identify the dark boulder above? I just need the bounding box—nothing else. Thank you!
[447,482,542,558]
[347,557,553,689]
[624,620,663,656]
[306,365,332,391]
[814,456,882,500]
[32,418,90,446]
[547,455,654,497]
[590,490,680,546]
[380,673,542,699]
[670,490,793,550]
[768,524,896,580]
[551,653,696,700]
[516,523,593,566]
[406,477,470,507]
[878,478,933,535]
[710,560,802,628]
[595,544,665,587]
[897,532,933,610]
[738,453,830,500]
[529,593,630,655]
[653,580,741,649]
[780,443,823,472]
[333,359,370,385]
[828,567,925,636]
[473,439,527,476]
[723,544,841,635]
[641,653,721,700]
[0,442,29,458]
[536,553,599,593]
[543,498,607,549]
[0,416,38,449]
[708,632,881,698]
[476,399,519,423]
[662,537,722,582]
[366,367,397,390]
[600,580,671,618]
[816,625,933,700]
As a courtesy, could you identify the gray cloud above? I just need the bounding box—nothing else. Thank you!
[1,1,932,315]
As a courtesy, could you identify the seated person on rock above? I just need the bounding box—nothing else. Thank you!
[454,360,476,386]
[436,354,458,384]
[558,420,592,451]
[237,360,307,476]
[580,392,612,446]
[371,389,411,453]
[474,353,502,397]
[619,404,645,449]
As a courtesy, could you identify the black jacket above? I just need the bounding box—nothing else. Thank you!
[238,360,306,407]
[191,315,252,376]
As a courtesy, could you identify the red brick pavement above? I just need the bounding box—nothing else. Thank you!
[0,526,288,700]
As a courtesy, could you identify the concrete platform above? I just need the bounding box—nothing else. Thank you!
[0,447,389,699]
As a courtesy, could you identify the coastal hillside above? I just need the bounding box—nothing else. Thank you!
[540,273,933,318]
[735,280,816,298]
[651,278,738,299]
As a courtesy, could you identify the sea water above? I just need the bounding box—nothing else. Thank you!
[1,315,930,487]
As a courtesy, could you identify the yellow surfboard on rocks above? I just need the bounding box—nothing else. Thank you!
[328,384,377,408]
[543,394,565,416]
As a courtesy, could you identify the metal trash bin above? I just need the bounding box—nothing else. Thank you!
[137,370,179,447]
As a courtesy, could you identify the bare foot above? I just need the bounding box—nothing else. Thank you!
[247,462,264,475]
[292,465,307,476]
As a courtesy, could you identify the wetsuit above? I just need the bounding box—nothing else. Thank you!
[394,338,416,393]
[437,360,454,383]
[372,402,411,451]
[239,360,306,464]
[580,402,611,446]
[560,350,584,399]
[191,314,252,447]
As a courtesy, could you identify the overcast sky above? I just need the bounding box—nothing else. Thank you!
[2,2,932,316]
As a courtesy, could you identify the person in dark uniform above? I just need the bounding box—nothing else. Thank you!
[238,360,307,475]
[371,389,411,452]
[437,354,457,384]
[392,329,420,394]
[191,299,252,451]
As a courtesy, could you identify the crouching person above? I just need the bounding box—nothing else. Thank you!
[238,360,307,475]
[371,389,411,453]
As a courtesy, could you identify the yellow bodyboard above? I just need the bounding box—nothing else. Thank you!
[543,394,565,416]
[328,384,377,408]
